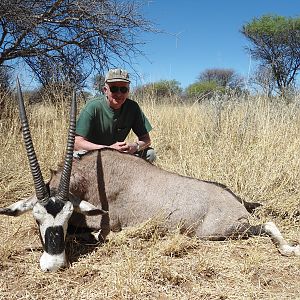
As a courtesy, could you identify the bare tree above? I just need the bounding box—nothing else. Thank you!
[0,65,12,118]
[0,65,11,92]
[250,65,276,97]
[197,68,244,90]
[24,52,88,88]
[0,0,154,84]
[93,73,106,93]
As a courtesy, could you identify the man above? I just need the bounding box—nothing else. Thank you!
[74,68,156,162]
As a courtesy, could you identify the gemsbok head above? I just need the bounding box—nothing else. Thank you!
[0,80,106,271]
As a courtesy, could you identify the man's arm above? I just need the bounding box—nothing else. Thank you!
[74,135,145,153]
[137,133,151,150]
[74,135,103,151]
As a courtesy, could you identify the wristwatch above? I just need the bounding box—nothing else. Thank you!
[135,142,140,152]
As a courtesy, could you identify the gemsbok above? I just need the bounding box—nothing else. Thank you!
[1,83,299,272]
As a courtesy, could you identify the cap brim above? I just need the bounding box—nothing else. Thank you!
[105,78,131,83]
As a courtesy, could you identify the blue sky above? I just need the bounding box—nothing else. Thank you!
[127,0,300,89]
[19,0,300,91]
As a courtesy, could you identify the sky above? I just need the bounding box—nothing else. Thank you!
[18,0,300,91]
[125,0,300,89]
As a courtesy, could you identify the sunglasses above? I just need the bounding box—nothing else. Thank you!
[109,86,129,94]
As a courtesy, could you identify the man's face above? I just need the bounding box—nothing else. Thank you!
[103,82,130,110]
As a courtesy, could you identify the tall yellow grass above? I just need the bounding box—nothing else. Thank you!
[145,95,300,222]
[0,92,299,299]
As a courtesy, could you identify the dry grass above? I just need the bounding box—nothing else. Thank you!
[0,93,300,299]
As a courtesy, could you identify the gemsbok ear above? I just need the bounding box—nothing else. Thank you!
[74,200,108,216]
[0,197,37,216]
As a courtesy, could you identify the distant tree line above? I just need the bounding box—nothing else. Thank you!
[133,14,300,101]
[133,68,245,103]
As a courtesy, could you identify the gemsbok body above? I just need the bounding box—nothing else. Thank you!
[1,86,299,272]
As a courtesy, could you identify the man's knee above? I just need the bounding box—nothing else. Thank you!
[146,148,156,163]
[136,147,156,163]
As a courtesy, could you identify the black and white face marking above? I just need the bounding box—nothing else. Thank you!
[33,198,74,272]
[0,193,107,271]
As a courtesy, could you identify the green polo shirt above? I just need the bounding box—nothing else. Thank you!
[76,95,153,145]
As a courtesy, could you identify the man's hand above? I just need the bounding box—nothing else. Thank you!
[110,141,138,154]
[110,141,129,152]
